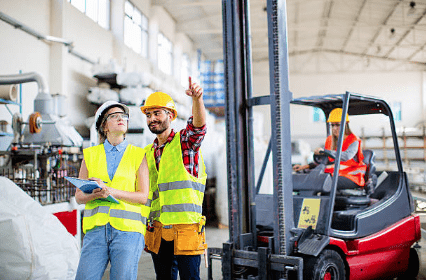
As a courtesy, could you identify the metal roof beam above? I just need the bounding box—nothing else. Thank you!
[175,13,221,30]
[288,48,426,65]
[340,0,368,52]
[384,8,426,58]
[151,0,219,6]
[315,0,334,49]
[361,1,401,56]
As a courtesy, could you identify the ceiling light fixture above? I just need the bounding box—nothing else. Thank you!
[408,1,416,16]
[389,28,396,39]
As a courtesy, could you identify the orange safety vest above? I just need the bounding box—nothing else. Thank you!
[324,134,366,187]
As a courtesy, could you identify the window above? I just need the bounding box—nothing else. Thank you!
[392,102,402,122]
[313,107,325,122]
[68,0,110,30]
[181,54,191,87]
[158,33,173,75]
[124,1,149,57]
[200,60,225,107]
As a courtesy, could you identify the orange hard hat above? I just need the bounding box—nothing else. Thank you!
[140,92,177,120]
[327,108,349,123]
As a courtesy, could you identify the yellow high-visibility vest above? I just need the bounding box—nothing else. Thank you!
[145,132,207,225]
[82,144,149,235]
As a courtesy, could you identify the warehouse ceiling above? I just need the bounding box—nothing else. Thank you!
[153,0,426,72]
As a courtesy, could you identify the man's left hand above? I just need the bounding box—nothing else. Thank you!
[186,76,203,100]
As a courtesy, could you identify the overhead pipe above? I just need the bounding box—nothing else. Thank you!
[0,11,96,64]
[0,72,52,114]
[0,72,49,95]
[68,48,97,64]
[0,12,48,41]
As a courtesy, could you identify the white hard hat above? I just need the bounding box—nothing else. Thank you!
[95,101,129,131]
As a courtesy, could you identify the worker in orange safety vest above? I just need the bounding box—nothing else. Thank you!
[293,108,367,190]
[141,77,208,280]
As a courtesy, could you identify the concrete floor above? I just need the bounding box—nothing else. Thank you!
[101,216,426,280]
[417,238,426,280]
[416,213,426,280]
[102,226,228,280]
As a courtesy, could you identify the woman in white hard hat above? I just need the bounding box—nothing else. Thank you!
[75,101,149,280]
[293,108,367,190]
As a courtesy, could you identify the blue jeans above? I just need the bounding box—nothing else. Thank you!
[76,223,144,280]
[151,238,201,280]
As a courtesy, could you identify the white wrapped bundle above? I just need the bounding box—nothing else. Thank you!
[0,177,79,280]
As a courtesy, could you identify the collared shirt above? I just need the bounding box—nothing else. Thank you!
[104,139,129,181]
[152,117,206,177]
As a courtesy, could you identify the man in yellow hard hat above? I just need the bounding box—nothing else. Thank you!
[140,77,207,280]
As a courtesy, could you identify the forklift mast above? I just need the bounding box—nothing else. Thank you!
[214,1,421,280]
[223,0,293,256]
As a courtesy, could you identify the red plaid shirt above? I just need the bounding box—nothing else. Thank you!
[152,117,207,177]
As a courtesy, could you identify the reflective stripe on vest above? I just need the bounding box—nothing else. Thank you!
[159,181,206,193]
[110,209,147,224]
[145,132,207,225]
[162,204,202,213]
[149,210,160,220]
[348,169,366,176]
[82,144,149,235]
[84,206,147,224]
[84,206,110,217]
[152,189,159,201]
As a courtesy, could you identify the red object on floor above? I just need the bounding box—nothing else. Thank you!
[54,210,78,236]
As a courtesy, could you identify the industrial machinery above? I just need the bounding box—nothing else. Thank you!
[207,0,421,279]
[0,72,83,239]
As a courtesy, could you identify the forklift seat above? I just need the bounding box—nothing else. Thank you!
[333,149,377,211]
[362,149,377,195]
[332,150,379,231]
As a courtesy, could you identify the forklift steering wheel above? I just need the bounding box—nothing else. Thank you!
[313,150,335,164]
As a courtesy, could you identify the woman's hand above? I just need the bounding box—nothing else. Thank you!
[314,147,324,155]
[293,164,308,172]
[97,156,149,205]
[89,177,111,199]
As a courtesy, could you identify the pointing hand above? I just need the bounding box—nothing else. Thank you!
[185,76,203,99]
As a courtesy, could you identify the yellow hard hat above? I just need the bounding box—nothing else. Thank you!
[327,108,349,123]
[140,92,177,120]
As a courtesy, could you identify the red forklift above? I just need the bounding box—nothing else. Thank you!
[207,0,421,279]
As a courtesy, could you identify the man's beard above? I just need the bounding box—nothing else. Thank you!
[148,119,169,134]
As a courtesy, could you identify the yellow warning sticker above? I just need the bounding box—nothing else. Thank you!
[297,198,321,229]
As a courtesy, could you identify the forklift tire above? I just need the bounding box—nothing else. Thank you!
[397,248,419,279]
[304,249,346,280]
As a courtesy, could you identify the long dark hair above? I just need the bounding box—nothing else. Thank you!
[331,123,353,150]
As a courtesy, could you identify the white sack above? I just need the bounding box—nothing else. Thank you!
[119,87,144,106]
[87,87,119,104]
[0,177,79,280]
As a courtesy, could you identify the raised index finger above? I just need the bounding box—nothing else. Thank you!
[189,76,192,89]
